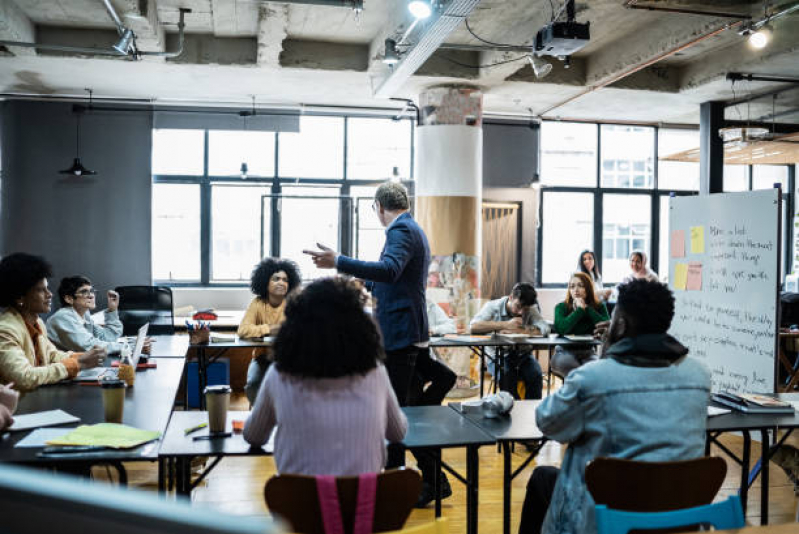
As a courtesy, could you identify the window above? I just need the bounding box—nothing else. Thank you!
[208,131,275,177]
[658,195,671,279]
[211,184,272,282]
[278,116,344,179]
[541,192,594,284]
[658,129,699,191]
[152,184,201,281]
[602,195,651,283]
[152,129,204,176]
[540,122,597,187]
[351,185,384,261]
[347,118,412,180]
[752,165,788,190]
[600,125,654,189]
[723,165,748,192]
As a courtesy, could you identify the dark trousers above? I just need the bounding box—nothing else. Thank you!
[501,351,543,400]
[519,466,560,534]
[385,346,421,469]
[409,348,457,482]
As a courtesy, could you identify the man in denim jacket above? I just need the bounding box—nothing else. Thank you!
[519,279,711,534]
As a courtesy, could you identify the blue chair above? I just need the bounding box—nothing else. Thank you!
[595,495,745,534]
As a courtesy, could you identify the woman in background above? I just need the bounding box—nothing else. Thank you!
[577,250,611,301]
[243,277,407,475]
[238,258,302,405]
[551,272,609,378]
[620,250,659,284]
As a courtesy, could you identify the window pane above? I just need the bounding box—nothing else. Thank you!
[208,131,275,177]
[350,185,384,261]
[347,118,412,180]
[152,129,204,176]
[211,184,272,282]
[602,194,651,283]
[723,165,748,191]
[540,122,597,186]
[542,192,594,284]
[279,116,344,179]
[280,186,342,280]
[752,165,788,190]
[601,125,654,189]
[659,195,670,278]
[658,129,699,191]
[152,184,200,281]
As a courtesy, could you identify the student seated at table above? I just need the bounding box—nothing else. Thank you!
[243,277,407,475]
[0,383,19,431]
[577,250,611,301]
[46,276,125,354]
[470,283,550,400]
[620,250,659,284]
[551,272,610,378]
[237,258,301,405]
[519,279,711,534]
[0,253,106,392]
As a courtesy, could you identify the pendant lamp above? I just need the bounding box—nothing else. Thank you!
[60,109,97,176]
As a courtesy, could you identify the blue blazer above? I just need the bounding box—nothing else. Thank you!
[337,212,430,351]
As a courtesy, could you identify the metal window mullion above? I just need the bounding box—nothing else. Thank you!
[650,127,659,271]
[272,132,281,257]
[536,191,545,286]
[410,119,416,181]
[786,165,796,276]
[200,130,211,285]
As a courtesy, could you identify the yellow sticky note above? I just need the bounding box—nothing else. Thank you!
[690,226,705,254]
[673,263,688,290]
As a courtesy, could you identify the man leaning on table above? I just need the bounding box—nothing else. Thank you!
[470,283,549,400]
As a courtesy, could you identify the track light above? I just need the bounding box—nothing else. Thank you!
[113,28,134,55]
[240,162,249,180]
[749,24,772,49]
[527,55,552,79]
[408,0,432,19]
[383,38,400,65]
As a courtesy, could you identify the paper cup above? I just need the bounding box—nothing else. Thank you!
[205,385,231,433]
[101,379,126,423]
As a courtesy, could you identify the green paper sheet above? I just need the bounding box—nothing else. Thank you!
[45,423,161,449]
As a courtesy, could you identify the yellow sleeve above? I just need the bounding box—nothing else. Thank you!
[0,330,70,392]
[237,300,272,339]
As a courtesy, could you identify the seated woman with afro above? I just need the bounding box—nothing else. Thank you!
[0,253,105,392]
[238,257,302,405]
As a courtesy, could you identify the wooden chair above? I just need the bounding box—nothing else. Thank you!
[585,457,727,513]
[264,468,421,534]
[595,495,744,534]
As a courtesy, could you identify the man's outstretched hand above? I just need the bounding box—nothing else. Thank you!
[303,243,337,269]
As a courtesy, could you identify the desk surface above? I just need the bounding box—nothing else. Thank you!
[189,337,273,349]
[159,410,270,457]
[0,358,185,463]
[401,405,494,449]
[708,393,799,432]
[148,334,190,358]
[452,400,545,441]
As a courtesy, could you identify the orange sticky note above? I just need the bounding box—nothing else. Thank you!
[670,230,685,258]
[232,420,244,433]
[686,262,702,291]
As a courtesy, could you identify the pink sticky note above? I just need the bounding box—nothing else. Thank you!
[671,230,686,258]
[686,262,702,291]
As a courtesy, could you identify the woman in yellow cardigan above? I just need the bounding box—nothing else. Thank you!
[238,257,301,404]
[0,253,106,392]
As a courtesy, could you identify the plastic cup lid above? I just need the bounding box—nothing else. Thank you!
[205,385,231,394]
[100,379,126,388]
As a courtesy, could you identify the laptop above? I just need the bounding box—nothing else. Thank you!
[73,323,149,382]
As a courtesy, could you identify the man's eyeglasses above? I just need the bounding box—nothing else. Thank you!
[75,289,97,297]
[371,200,379,212]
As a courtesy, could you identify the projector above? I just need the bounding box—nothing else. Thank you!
[535,21,591,57]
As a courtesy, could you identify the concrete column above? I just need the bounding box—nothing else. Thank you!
[415,86,483,327]
[699,101,725,195]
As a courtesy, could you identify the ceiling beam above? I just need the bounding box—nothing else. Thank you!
[0,0,35,57]
[257,4,289,67]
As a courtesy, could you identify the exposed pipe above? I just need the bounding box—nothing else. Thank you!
[536,19,742,117]
[101,0,127,35]
[727,73,799,84]
[138,8,189,58]
[272,0,363,7]
[622,0,751,20]
[439,43,534,53]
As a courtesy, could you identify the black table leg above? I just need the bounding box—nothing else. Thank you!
[547,347,554,395]
[760,429,769,525]
[434,449,442,518]
[503,442,511,534]
[466,446,479,534]
[158,457,165,494]
[479,347,486,398]
[741,431,751,515]
[198,347,206,410]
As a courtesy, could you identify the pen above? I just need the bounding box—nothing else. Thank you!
[184,422,208,435]
[192,432,232,441]
[39,445,108,455]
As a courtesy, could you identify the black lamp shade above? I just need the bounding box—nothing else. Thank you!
[59,157,97,176]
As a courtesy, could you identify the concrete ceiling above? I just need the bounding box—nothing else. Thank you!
[1,0,799,124]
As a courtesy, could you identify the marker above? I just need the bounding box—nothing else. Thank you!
[184,422,207,435]
[192,432,232,441]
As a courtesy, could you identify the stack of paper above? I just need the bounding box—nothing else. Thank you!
[45,424,161,449]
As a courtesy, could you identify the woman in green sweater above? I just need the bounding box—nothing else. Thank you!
[552,271,609,378]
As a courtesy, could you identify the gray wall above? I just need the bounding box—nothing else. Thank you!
[1,101,153,309]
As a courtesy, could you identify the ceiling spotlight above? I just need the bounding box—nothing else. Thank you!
[528,55,552,79]
[408,0,432,19]
[240,162,249,180]
[749,24,772,49]
[113,28,135,55]
[383,38,400,65]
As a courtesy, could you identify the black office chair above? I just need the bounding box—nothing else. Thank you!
[115,286,175,336]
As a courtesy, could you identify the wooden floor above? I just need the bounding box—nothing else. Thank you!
[105,390,799,533]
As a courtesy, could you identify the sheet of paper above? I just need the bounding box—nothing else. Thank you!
[14,427,76,448]
[673,263,688,290]
[707,406,731,417]
[8,410,80,432]
[686,262,703,291]
[690,226,705,254]
[46,423,161,449]
[670,230,686,258]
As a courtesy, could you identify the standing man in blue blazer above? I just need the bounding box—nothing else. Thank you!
[305,181,448,505]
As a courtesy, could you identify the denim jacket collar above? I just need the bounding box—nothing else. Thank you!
[605,333,688,368]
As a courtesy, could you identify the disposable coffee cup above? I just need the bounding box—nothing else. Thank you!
[100,379,126,423]
[548,333,559,339]
[205,385,231,433]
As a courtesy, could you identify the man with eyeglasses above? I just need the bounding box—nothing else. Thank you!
[47,276,127,354]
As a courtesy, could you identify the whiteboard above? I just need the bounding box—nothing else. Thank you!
[668,189,780,394]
